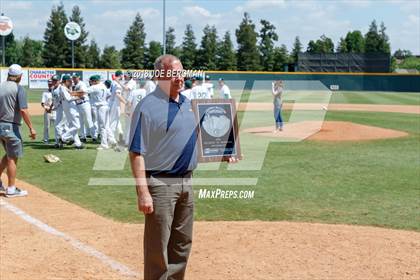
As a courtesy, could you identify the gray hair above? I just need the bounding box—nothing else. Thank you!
[154,54,180,71]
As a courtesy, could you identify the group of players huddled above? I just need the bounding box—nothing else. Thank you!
[41,71,231,150]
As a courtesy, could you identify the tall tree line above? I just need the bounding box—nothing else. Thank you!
[4,4,394,71]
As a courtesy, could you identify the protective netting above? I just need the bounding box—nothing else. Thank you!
[298,53,390,73]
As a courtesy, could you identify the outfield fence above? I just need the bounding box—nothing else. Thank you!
[1,67,419,92]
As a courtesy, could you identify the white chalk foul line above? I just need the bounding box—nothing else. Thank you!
[0,199,139,278]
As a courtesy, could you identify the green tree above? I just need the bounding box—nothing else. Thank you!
[180,24,197,69]
[145,41,162,69]
[343,31,364,53]
[336,37,348,53]
[121,13,146,69]
[272,44,288,71]
[364,20,381,53]
[86,40,101,68]
[307,35,334,53]
[378,22,391,54]
[42,3,70,67]
[397,56,420,71]
[307,40,318,53]
[197,25,218,70]
[69,5,89,67]
[236,12,260,70]
[165,27,180,57]
[259,19,278,71]
[19,37,43,67]
[100,46,121,68]
[4,32,21,65]
[216,31,237,70]
[291,36,302,63]
[393,49,412,59]
[319,35,334,53]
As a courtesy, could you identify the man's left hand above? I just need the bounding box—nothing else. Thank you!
[228,157,240,164]
[29,128,36,140]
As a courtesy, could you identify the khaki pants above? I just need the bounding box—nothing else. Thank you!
[144,173,194,280]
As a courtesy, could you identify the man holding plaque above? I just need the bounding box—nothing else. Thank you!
[129,55,238,280]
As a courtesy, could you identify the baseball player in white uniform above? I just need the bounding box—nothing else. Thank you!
[51,75,67,148]
[118,71,136,144]
[203,75,214,98]
[59,75,83,149]
[108,70,126,146]
[86,75,111,150]
[218,78,231,99]
[144,78,156,95]
[124,80,146,146]
[72,73,95,143]
[41,79,55,143]
[181,79,193,100]
[191,76,212,99]
[122,71,137,98]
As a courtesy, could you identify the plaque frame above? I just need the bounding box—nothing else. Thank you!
[191,99,242,163]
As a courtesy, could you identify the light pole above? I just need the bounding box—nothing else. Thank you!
[163,0,166,54]
[64,22,81,68]
[71,40,74,68]
[1,1,4,66]
[0,12,13,67]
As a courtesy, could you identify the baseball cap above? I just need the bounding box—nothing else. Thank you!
[8,64,23,76]
[72,73,80,78]
[61,74,71,81]
[104,80,112,88]
[51,75,59,81]
[89,75,100,81]
[184,80,192,89]
[125,70,133,78]
[115,70,123,77]
[218,78,224,81]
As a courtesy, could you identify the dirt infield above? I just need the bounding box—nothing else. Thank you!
[1,177,419,280]
[28,103,45,116]
[28,102,420,116]
[244,121,409,142]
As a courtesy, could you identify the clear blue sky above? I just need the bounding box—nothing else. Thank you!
[2,0,419,54]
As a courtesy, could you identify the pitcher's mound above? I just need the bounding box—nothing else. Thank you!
[243,121,408,141]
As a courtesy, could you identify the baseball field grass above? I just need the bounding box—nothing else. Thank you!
[236,90,420,105]
[14,105,420,230]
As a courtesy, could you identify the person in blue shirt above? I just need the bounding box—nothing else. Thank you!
[129,54,237,280]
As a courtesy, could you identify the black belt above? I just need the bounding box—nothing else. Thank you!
[146,170,192,178]
[75,100,88,105]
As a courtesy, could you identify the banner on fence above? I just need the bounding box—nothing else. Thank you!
[28,69,56,89]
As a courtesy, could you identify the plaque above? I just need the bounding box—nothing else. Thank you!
[191,99,242,163]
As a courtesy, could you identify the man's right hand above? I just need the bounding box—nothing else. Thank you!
[138,190,154,214]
